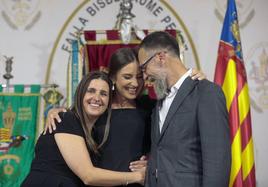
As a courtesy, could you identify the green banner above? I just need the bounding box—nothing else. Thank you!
[0,85,41,187]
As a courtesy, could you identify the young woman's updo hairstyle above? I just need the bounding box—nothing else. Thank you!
[108,47,139,80]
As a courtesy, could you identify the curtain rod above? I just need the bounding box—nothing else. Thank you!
[77,29,177,35]
[1,83,59,89]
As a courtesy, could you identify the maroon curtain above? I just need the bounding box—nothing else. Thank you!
[84,30,139,72]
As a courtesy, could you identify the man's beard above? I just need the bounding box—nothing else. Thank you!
[153,76,168,100]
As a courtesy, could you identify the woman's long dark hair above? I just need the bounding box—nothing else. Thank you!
[71,71,113,154]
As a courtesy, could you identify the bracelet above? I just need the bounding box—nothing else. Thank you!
[125,174,129,186]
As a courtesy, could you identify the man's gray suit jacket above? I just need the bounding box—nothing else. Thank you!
[145,77,231,187]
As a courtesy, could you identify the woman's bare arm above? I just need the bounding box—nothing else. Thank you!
[55,133,145,186]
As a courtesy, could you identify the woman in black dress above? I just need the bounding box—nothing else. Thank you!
[93,48,154,187]
[46,48,153,187]
[21,71,145,187]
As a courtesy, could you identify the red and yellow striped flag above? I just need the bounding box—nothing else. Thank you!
[214,0,256,187]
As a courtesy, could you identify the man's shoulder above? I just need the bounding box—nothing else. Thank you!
[194,79,226,103]
[196,79,222,93]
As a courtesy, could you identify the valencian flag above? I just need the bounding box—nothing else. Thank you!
[0,85,41,187]
[214,0,256,187]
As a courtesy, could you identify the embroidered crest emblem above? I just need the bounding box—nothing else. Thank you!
[1,0,42,30]
[0,104,28,175]
[246,42,268,112]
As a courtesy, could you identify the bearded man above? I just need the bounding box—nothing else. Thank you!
[136,31,231,187]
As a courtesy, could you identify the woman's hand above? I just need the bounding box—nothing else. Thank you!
[43,107,66,134]
[190,68,207,80]
[129,155,147,172]
[136,166,146,185]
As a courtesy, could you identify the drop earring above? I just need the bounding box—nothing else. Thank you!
[112,83,115,91]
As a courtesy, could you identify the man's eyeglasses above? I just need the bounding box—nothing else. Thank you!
[139,53,158,72]
[139,51,167,72]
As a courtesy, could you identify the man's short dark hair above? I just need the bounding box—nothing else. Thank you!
[139,31,180,58]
